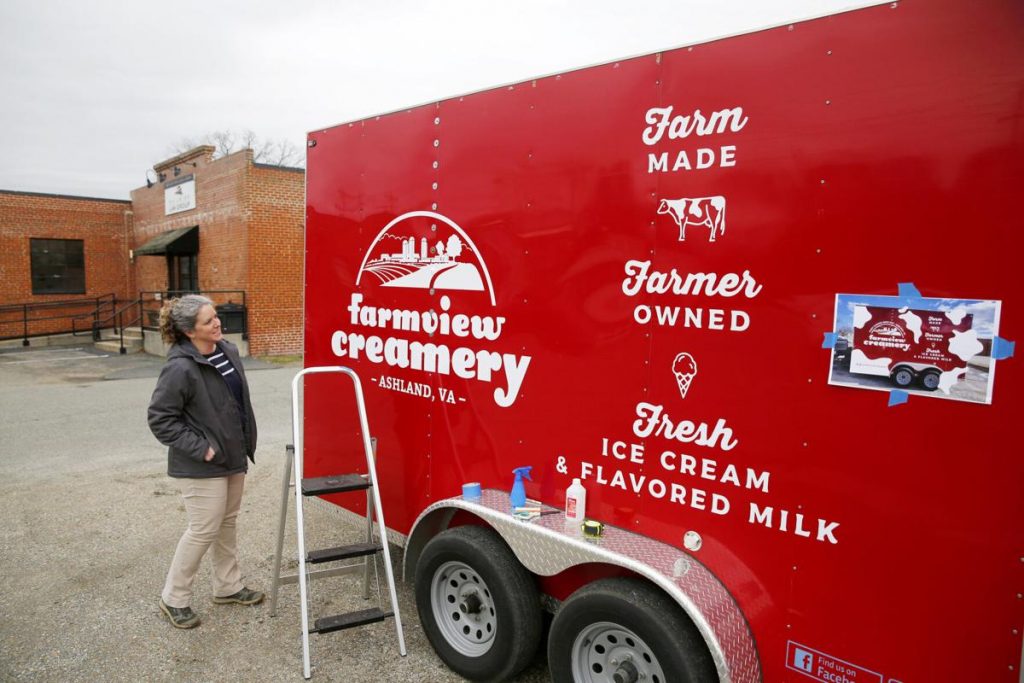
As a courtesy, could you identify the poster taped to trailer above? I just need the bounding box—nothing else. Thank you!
[827,294,1001,404]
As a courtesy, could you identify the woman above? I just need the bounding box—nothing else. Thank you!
[148,294,263,629]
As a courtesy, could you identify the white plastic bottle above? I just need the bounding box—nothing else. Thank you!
[565,478,587,522]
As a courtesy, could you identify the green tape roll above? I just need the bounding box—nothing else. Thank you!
[581,520,604,537]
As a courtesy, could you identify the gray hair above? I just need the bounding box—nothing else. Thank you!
[158,294,214,345]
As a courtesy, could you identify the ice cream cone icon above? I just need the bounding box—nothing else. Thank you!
[672,352,697,399]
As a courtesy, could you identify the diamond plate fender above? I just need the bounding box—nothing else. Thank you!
[403,489,761,683]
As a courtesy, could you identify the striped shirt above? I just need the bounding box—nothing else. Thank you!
[204,349,246,426]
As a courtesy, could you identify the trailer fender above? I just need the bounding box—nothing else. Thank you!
[403,489,761,683]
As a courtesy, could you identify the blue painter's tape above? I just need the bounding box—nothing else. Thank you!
[992,337,1015,360]
[897,282,921,298]
[822,332,837,349]
[888,390,909,407]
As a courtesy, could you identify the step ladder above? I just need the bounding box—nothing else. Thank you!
[269,366,406,679]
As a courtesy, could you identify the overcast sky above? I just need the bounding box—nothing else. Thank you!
[0,1,880,200]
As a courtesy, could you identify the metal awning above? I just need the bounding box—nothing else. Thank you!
[134,226,198,256]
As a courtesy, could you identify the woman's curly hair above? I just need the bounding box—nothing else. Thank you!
[158,294,214,345]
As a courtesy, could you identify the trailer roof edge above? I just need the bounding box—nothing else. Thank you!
[307,0,894,136]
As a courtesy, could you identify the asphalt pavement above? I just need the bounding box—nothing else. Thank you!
[0,345,549,682]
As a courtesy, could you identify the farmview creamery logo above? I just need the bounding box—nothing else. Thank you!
[330,211,531,408]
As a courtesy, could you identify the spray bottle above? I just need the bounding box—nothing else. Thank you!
[510,466,533,508]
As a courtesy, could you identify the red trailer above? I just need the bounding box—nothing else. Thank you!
[850,305,975,391]
[300,1,1023,680]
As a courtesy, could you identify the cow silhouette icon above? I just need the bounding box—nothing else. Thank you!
[657,196,727,242]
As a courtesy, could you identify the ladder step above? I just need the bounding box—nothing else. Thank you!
[301,474,371,496]
[312,608,393,634]
[307,542,382,565]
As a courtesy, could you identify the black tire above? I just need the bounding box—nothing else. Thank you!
[415,525,541,682]
[891,366,915,387]
[548,578,717,683]
[920,370,941,391]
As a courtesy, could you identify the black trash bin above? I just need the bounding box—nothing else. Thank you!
[216,302,247,336]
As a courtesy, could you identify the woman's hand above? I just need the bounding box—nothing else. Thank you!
[204,447,215,462]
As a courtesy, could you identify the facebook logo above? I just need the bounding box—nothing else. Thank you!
[792,647,814,672]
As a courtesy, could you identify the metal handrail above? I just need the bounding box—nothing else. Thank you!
[0,294,115,346]
[91,298,143,354]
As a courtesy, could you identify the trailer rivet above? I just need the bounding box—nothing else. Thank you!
[433,139,440,147]
[811,313,817,319]
[807,378,812,383]
[431,224,437,231]
[307,139,317,148]
[816,248,822,254]
[793,566,798,571]
[820,179,826,185]
[683,530,702,552]
[429,288,435,295]
[432,182,438,190]
[825,99,832,105]
[827,50,833,56]
[788,24,795,31]
[432,203,438,210]
[432,161,439,169]
[1014,628,1019,635]
[803,442,808,448]
[434,117,440,125]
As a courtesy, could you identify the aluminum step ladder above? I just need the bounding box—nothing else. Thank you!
[269,366,406,679]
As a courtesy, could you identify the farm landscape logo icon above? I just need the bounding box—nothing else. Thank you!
[356,211,497,306]
[332,210,531,408]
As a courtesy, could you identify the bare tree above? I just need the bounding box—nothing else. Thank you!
[167,129,304,168]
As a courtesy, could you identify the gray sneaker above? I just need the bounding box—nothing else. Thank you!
[159,599,200,629]
[212,587,265,606]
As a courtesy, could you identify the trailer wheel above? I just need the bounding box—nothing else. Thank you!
[415,525,541,682]
[548,578,716,683]
[920,370,941,391]
[891,366,915,388]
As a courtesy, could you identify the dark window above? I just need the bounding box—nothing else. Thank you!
[30,238,85,294]
[168,254,198,293]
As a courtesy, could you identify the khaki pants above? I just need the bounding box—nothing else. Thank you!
[162,473,245,608]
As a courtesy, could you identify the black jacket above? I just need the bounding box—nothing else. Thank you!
[148,339,257,478]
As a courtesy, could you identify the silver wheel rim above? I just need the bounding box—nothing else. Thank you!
[571,621,667,683]
[430,560,496,657]
[923,373,940,389]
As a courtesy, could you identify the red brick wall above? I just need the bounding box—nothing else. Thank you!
[1,148,305,353]
[130,148,250,300]
[0,190,131,338]
[129,148,305,356]
[247,164,305,355]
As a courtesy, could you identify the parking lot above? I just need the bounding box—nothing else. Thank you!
[0,345,548,682]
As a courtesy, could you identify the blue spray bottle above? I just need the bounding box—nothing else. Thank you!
[510,466,532,508]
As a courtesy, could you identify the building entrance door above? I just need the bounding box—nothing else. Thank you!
[168,254,198,293]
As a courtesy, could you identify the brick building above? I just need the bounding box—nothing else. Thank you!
[0,146,304,356]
